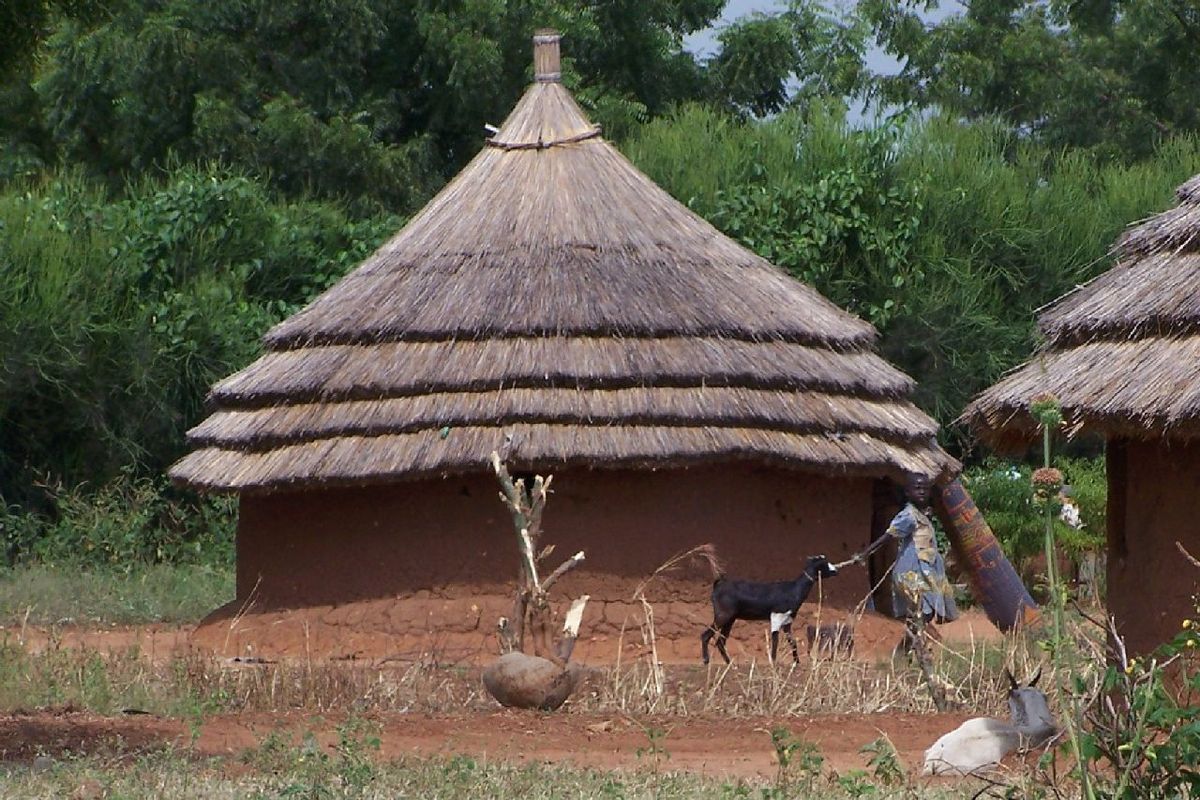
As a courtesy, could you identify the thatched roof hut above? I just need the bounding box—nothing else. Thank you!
[959,175,1200,447]
[171,32,957,657]
[959,175,1200,655]
[169,32,953,494]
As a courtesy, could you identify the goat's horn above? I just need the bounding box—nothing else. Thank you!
[1029,666,1042,687]
[1005,668,1018,691]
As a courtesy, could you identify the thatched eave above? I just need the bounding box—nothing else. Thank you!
[1039,251,1200,347]
[958,334,1200,447]
[1115,187,1200,260]
[206,337,916,409]
[186,387,939,451]
[169,424,957,495]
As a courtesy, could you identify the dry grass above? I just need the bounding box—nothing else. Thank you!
[577,630,1064,719]
[0,584,1106,722]
[0,627,1068,720]
[0,615,1106,799]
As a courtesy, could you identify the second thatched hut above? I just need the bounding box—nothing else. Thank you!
[960,174,1200,656]
[170,31,958,657]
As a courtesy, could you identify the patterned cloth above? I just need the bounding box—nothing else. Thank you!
[889,503,959,623]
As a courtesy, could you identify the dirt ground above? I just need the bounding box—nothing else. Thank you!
[0,609,1017,783]
[0,705,999,782]
[2,606,1006,666]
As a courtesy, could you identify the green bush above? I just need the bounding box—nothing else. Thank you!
[1,470,234,569]
[0,166,396,514]
[962,456,1105,564]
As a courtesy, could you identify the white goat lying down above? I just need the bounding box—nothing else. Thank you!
[923,669,1057,776]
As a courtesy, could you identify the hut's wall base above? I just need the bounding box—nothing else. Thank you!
[1109,439,1200,656]
[234,465,873,611]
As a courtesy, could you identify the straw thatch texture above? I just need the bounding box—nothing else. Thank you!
[264,84,874,349]
[174,425,948,492]
[206,338,915,403]
[169,55,953,492]
[960,175,1200,446]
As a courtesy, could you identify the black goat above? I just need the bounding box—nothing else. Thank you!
[696,547,840,665]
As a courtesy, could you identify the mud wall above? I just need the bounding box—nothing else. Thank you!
[235,465,875,613]
[1108,439,1200,656]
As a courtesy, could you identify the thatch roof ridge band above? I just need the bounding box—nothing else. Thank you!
[208,337,918,409]
[169,423,955,494]
[267,326,873,351]
[187,387,939,451]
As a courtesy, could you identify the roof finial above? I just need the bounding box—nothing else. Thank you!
[533,29,561,83]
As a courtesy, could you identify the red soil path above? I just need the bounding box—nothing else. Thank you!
[2,607,1005,665]
[0,706,1006,783]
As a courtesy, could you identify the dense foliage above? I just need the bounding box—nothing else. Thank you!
[962,457,1106,564]
[2,0,872,206]
[626,106,1200,426]
[2,0,1200,567]
[0,167,397,512]
[862,0,1200,161]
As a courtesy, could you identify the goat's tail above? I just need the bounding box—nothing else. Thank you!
[694,543,725,582]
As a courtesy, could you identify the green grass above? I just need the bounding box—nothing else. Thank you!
[0,564,233,626]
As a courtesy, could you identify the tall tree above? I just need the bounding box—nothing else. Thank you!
[5,0,733,210]
[710,0,869,117]
[861,0,1200,159]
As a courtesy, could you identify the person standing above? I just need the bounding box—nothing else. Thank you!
[889,479,959,655]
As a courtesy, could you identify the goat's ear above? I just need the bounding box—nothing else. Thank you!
[1028,666,1042,687]
[1005,668,1018,691]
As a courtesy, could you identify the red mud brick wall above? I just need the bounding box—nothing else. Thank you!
[235,464,874,614]
[1108,439,1200,656]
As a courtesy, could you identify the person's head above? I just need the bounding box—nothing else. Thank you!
[904,474,932,511]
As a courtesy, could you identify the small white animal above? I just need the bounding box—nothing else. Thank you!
[922,669,1056,776]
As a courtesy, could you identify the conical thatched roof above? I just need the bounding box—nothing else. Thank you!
[169,31,955,493]
[959,175,1200,448]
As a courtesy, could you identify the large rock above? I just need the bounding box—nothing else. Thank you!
[482,652,583,711]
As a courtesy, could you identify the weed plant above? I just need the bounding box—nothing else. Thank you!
[1014,395,1200,799]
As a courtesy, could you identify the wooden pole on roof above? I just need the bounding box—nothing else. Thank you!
[533,28,561,83]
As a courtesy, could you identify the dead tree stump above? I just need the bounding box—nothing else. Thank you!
[482,452,589,710]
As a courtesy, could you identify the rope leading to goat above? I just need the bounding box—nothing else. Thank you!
[831,529,899,571]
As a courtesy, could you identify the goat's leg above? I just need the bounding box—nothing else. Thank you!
[715,619,734,664]
[769,630,780,664]
[783,623,800,663]
[701,624,716,665]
